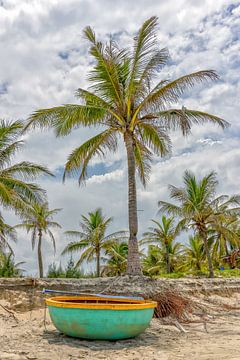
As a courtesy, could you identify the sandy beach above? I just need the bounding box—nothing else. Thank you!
[1,294,240,360]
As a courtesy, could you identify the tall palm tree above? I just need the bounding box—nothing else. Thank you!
[62,208,127,277]
[0,120,52,213]
[158,171,240,277]
[141,216,182,273]
[25,17,228,275]
[16,202,61,277]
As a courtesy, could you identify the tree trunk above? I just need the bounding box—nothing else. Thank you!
[124,132,142,275]
[166,252,171,274]
[96,246,100,277]
[200,227,214,278]
[165,242,171,273]
[38,228,44,278]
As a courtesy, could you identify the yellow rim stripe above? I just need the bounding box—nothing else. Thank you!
[45,296,157,310]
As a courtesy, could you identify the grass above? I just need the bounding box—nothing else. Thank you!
[152,268,240,279]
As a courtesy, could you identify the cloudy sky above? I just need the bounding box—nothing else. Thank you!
[0,0,239,275]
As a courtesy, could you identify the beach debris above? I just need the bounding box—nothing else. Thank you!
[150,290,209,333]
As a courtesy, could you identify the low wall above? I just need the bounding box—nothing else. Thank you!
[1,276,240,312]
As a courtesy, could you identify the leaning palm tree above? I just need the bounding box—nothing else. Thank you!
[62,208,127,277]
[25,17,228,274]
[0,120,52,213]
[141,216,182,273]
[16,202,61,277]
[158,171,240,277]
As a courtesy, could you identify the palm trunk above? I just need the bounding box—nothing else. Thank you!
[124,132,142,275]
[96,246,100,277]
[38,228,43,278]
[200,227,214,278]
[166,252,171,274]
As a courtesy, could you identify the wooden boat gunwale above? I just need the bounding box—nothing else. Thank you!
[46,295,157,310]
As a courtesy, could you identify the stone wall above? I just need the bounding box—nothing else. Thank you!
[1,276,240,312]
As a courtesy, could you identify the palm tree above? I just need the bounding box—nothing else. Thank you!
[16,202,61,277]
[0,250,25,277]
[142,243,183,276]
[0,214,17,253]
[62,208,127,277]
[158,171,240,277]
[141,216,182,273]
[102,242,128,276]
[210,209,240,262]
[184,235,207,272]
[25,17,228,275]
[0,120,52,213]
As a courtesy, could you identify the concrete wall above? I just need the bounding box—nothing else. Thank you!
[1,276,240,312]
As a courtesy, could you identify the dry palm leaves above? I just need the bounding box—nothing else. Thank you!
[152,290,194,321]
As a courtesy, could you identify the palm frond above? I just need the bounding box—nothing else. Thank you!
[1,162,54,179]
[140,70,220,113]
[0,141,24,168]
[48,230,56,254]
[158,200,182,216]
[134,139,152,187]
[83,26,124,106]
[127,16,158,96]
[136,122,171,156]
[61,239,89,256]
[154,108,228,136]
[63,129,118,184]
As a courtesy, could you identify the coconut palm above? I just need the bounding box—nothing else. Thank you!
[141,216,182,273]
[102,242,128,276]
[16,202,61,277]
[184,235,207,272]
[158,171,240,277]
[0,120,52,213]
[0,250,25,277]
[62,208,127,277]
[210,207,240,261]
[142,242,183,276]
[0,214,17,253]
[25,17,228,275]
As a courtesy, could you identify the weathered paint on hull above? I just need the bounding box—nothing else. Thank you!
[48,306,154,340]
[46,296,156,340]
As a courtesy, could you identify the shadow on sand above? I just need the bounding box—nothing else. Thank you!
[42,328,162,351]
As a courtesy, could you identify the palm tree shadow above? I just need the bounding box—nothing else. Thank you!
[42,328,160,351]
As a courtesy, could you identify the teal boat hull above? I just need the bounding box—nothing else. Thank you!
[46,296,156,340]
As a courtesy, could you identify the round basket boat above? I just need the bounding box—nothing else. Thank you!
[46,295,157,340]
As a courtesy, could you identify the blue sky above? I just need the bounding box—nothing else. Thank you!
[0,0,239,274]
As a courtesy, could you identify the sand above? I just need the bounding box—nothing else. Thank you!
[1,296,240,360]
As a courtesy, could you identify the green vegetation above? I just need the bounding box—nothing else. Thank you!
[16,203,61,277]
[141,216,183,274]
[0,120,52,213]
[158,170,240,277]
[47,258,93,278]
[0,251,24,277]
[62,208,127,277]
[24,16,227,275]
[0,18,238,279]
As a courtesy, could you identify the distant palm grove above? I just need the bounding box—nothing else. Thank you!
[1,17,239,279]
